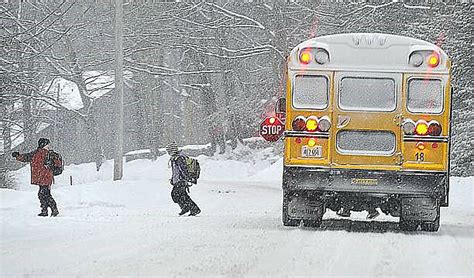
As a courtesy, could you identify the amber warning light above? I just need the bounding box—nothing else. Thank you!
[299,50,312,64]
[427,52,440,67]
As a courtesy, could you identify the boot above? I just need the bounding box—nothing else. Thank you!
[189,207,201,216]
[336,207,351,217]
[179,208,190,216]
[51,207,59,217]
[38,208,48,217]
[367,209,380,219]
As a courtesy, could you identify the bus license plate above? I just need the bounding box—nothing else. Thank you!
[301,146,322,158]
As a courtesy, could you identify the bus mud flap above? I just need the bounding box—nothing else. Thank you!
[401,197,438,221]
[287,196,324,219]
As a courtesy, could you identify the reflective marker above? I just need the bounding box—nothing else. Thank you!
[416,142,425,150]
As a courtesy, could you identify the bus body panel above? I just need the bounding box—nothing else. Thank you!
[400,73,451,172]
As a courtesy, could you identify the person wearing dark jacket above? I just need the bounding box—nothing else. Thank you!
[166,142,201,216]
[12,138,59,217]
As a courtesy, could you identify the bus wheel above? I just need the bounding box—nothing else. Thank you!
[421,201,440,232]
[420,219,440,232]
[302,219,321,228]
[399,220,419,232]
[421,214,440,232]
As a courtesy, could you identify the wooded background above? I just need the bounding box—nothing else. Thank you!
[1,0,472,187]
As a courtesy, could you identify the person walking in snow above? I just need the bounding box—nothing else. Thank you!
[366,203,380,219]
[12,138,59,217]
[336,198,379,220]
[166,142,201,216]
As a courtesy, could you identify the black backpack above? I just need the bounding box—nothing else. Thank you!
[45,150,64,176]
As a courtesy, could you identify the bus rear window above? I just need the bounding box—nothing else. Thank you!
[293,75,328,110]
[407,79,443,114]
[339,77,396,111]
[337,130,396,155]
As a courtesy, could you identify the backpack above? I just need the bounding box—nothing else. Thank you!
[184,156,200,184]
[45,150,64,176]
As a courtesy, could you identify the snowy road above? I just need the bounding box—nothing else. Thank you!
[1,151,473,276]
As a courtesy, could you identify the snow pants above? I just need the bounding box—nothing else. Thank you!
[38,185,57,212]
[171,183,199,212]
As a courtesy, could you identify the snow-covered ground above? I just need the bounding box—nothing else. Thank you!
[1,146,473,276]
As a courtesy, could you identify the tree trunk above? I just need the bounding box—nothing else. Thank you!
[1,104,12,188]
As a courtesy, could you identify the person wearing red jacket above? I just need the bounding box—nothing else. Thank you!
[12,138,59,217]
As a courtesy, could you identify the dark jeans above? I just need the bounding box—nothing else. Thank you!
[171,182,199,212]
[38,186,57,212]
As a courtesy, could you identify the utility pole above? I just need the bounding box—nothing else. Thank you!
[54,82,60,145]
[113,0,124,181]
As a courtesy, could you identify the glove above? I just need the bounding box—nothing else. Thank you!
[12,152,19,158]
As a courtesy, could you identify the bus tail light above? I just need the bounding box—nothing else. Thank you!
[427,120,442,136]
[415,120,429,136]
[299,49,312,64]
[409,52,423,67]
[307,138,317,147]
[314,49,329,64]
[306,116,318,132]
[427,52,440,67]
[292,116,306,131]
[317,116,331,132]
[402,119,416,135]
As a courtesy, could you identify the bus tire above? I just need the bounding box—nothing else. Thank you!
[421,205,440,232]
[420,217,440,232]
[302,219,321,228]
[399,220,419,232]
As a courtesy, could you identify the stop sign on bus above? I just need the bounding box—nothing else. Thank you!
[260,116,285,142]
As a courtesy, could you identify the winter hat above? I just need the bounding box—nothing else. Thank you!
[166,142,179,156]
[38,138,50,149]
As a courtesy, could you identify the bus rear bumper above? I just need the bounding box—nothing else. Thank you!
[283,166,448,201]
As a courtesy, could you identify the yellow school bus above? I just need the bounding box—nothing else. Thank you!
[278,33,452,231]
